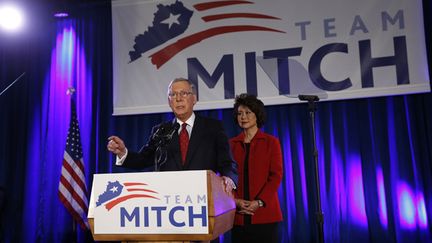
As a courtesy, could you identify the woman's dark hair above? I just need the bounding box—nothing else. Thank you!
[233,93,266,128]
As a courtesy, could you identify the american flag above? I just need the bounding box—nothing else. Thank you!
[58,99,89,230]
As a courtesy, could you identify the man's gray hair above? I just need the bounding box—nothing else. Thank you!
[167,78,197,95]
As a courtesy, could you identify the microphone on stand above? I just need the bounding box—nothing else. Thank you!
[154,122,180,171]
[152,125,167,140]
[0,72,26,97]
[165,122,180,140]
[298,94,319,102]
[152,122,180,142]
[298,93,324,243]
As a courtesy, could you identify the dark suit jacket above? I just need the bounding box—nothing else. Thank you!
[120,115,238,184]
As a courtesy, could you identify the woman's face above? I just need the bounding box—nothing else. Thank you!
[236,105,257,129]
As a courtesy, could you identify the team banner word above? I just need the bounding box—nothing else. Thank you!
[112,0,430,115]
[88,170,209,234]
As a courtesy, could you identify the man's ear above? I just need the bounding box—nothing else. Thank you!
[192,94,197,105]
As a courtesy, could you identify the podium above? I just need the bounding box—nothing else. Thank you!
[88,170,235,242]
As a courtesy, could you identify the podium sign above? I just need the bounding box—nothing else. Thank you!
[88,170,235,241]
[89,170,208,234]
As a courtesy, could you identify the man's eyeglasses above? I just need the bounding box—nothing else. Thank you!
[168,90,193,99]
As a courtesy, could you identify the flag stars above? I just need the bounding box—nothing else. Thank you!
[110,186,118,193]
[161,12,180,29]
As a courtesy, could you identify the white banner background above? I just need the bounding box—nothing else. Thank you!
[112,0,429,115]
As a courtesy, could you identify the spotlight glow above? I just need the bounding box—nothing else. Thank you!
[397,182,416,229]
[376,166,388,228]
[0,4,24,32]
[416,193,428,229]
[348,160,367,226]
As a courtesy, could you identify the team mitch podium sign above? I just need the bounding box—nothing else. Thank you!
[88,170,235,241]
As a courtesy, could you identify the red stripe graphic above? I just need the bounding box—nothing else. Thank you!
[124,182,147,186]
[194,0,252,11]
[150,25,285,69]
[126,188,158,193]
[105,194,160,211]
[202,13,280,22]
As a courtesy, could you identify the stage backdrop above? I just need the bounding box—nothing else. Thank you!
[112,0,429,115]
[1,1,431,243]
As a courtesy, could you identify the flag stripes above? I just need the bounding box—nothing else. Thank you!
[58,99,89,230]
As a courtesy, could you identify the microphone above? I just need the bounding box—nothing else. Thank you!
[165,122,180,140]
[298,94,319,102]
[153,122,179,171]
[153,125,167,139]
[153,122,180,141]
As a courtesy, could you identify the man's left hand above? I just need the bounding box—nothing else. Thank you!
[221,176,236,194]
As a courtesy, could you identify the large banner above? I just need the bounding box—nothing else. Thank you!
[112,0,430,115]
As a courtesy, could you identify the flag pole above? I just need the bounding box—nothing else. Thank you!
[68,86,78,243]
[72,221,77,243]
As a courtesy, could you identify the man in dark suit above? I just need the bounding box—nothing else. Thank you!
[107,78,238,191]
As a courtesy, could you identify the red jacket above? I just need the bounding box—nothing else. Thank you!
[230,130,283,225]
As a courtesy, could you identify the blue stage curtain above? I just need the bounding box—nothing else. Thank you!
[0,1,431,243]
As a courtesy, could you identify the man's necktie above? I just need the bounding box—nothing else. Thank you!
[179,123,189,164]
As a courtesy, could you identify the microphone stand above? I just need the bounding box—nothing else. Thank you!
[154,137,169,172]
[0,72,26,97]
[153,125,178,171]
[299,94,324,243]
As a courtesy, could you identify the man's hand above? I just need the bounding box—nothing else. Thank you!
[222,176,236,194]
[107,136,127,158]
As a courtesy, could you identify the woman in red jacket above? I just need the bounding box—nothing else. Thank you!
[230,93,283,243]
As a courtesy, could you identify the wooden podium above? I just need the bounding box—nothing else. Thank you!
[88,170,235,242]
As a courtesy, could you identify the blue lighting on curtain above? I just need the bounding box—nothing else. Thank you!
[22,18,93,242]
[295,124,309,216]
[395,182,429,230]
[402,96,429,230]
[376,166,388,228]
[417,193,428,229]
[318,107,350,242]
[398,182,416,229]
[56,27,75,85]
[278,117,295,239]
[329,115,345,222]
[348,157,367,227]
